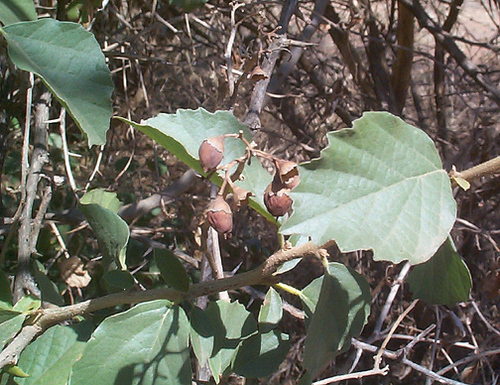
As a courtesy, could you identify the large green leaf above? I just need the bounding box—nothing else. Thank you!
[407,237,471,306]
[189,306,215,368]
[102,270,134,292]
[154,249,190,292]
[0,0,37,26]
[69,300,191,385]
[301,263,371,383]
[282,112,456,264]
[0,313,25,350]
[79,189,129,270]
[1,19,113,146]
[206,300,258,381]
[232,330,290,378]
[120,109,273,220]
[79,188,121,213]
[15,322,93,385]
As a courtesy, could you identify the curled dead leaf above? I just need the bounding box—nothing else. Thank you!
[274,158,300,190]
[58,256,92,288]
[231,185,254,210]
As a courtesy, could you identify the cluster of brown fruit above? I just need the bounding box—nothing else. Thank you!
[198,135,300,235]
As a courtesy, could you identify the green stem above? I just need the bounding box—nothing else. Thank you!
[273,282,303,298]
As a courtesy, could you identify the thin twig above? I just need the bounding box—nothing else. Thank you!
[351,339,469,385]
[470,300,500,338]
[437,348,500,376]
[58,108,78,194]
[225,2,245,97]
[83,145,104,193]
[426,306,443,385]
[312,366,389,385]
[372,261,411,339]
[29,182,52,253]
[374,299,418,369]
[48,221,71,260]
[20,73,34,201]
[401,357,468,385]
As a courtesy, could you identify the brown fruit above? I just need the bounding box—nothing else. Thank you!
[206,195,233,234]
[264,180,293,217]
[274,159,300,190]
[199,136,224,172]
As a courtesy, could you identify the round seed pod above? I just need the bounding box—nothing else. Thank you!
[264,179,293,217]
[199,135,224,172]
[206,195,233,235]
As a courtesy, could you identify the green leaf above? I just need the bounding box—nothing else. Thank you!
[189,306,215,368]
[407,237,472,306]
[79,189,129,270]
[154,249,190,292]
[302,263,371,381]
[282,112,457,264]
[119,109,273,220]
[275,258,301,275]
[300,276,323,322]
[0,313,25,350]
[1,19,113,146]
[258,287,283,333]
[69,300,191,385]
[0,0,37,26]
[79,189,121,213]
[12,296,40,313]
[15,322,93,385]
[0,309,23,325]
[32,261,64,306]
[0,270,13,309]
[232,330,290,378]
[207,300,258,380]
[452,176,470,191]
[102,270,134,292]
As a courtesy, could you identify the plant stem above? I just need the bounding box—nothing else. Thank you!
[0,241,327,370]
[451,155,500,185]
[273,282,303,297]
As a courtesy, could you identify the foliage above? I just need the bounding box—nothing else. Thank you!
[3,0,495,384]
[1,19,113,146]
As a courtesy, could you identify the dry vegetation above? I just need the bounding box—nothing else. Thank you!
[3,0,500,383]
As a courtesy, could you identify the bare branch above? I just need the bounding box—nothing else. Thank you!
[401,0,500,106]
[392,0,415,114]
[13,91,52,303]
